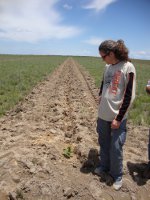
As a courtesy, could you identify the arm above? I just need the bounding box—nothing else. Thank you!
[111,72,134,129]
[97,79,104,104]
[99,80,103,96]
[146,80,150,94]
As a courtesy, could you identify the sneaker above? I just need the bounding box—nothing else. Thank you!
[105,174,114,186]
[113,179,122,190]
[94,167,104,176]
[94,167,108,182]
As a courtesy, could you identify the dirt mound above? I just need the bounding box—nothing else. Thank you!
[0,58,149,200]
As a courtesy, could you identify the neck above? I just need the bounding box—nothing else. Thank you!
[112,59,120,65]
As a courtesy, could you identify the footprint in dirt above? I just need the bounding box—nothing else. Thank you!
[100,192,132,200]
[0,190,8,200]
[137,187,150,200]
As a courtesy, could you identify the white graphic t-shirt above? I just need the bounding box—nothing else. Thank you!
[98,61,136,121]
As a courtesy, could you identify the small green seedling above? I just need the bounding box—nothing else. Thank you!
[63,146,73,158]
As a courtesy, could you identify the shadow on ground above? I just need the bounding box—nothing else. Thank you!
[80,148,114,186]
[80,148,100,174]
[127,161,150,186]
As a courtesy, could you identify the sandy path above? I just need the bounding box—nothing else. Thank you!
[0,58,149,200]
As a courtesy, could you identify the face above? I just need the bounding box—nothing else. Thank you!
[99,51,115,64]
[99,51,111,64]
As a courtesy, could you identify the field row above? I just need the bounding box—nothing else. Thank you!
[0,54,150,125]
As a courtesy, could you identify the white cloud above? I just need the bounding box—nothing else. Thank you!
[83,0,117,11]
[63,4,72,10]
[0,0,81,42]
[84,37,103,46]
[135,51,148,55]
[130,50,150,60]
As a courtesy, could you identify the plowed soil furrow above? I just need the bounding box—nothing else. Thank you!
[0,58,150,200]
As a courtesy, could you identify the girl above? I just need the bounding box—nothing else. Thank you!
[95,39,136,190]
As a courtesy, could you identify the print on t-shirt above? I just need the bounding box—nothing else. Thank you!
[109,70,121,96]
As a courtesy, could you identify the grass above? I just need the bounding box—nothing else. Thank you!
[74,56,150,126]
[74,56,104,86]
[0,54,67,116]
[0,54,149,126]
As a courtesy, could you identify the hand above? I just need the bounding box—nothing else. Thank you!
[111,119,121,129]
[97,96,101,105]
[146,85,150,95]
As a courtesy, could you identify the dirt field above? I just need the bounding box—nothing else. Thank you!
[0,58,150,200]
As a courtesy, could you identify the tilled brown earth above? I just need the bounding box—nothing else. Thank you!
[0,58,150,200]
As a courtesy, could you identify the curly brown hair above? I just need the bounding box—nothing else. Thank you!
[99,39,131,62]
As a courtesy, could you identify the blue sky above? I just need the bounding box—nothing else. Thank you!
[0,0,150,60]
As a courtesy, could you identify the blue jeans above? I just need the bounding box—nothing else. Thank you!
[96,118,127,181]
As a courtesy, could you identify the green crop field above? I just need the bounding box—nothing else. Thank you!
[74,56,150,126]
[0,54,149,126]
[0,54,67,116]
